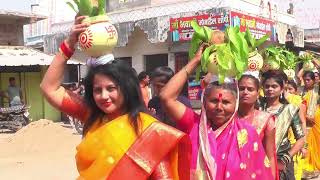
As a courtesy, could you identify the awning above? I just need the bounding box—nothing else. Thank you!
[0,46,83,66]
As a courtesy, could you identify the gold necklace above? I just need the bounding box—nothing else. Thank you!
[266,103,282,113]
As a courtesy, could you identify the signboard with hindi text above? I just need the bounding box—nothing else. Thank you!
[230,11,275,41]
[170,12,230,42]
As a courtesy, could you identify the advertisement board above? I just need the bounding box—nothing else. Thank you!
[230,11,275,41]
[170,13,230,42]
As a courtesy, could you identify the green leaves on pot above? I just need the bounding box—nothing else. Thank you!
[201,45,215,72]
[189,22,250,82]
[282,49,297,69]
[299,52,315,71]
[189,32,203,59]
[225,27,248,78]
[66,0,106,17]
[299,52,314,62]
[98,0,106,15]
[244,27,269,52]
[66,1,78,13]
[79,0,93,16]
[189,21,213,59]
[264,46,297,70]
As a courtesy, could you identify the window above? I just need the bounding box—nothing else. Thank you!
[144,54,168,74]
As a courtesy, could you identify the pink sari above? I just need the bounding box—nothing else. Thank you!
[238,110,275,140]
[178,108,273,180]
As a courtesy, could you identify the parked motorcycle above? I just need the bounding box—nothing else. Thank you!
[67,115,83,135]
[0,105,30,132]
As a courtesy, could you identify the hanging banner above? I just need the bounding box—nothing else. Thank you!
[170,12,230,42]
[187,81,202,101]
[230,11,276,41]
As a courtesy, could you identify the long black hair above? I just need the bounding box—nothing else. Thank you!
[302,71,315,80]
[83,60,147,135]
[261,70,289,105]
[239,74,260,90]
[150,66,174,83]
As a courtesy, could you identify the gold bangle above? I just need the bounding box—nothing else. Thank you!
[184,67,189,77]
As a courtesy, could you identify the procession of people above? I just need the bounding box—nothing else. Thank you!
[39,13,320,180]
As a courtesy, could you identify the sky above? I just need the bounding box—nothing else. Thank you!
[0,0,319,29]
[0,0,35,13]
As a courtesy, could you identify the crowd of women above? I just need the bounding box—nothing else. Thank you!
[40,16,320,180]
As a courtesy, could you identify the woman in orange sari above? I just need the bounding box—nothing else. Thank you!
[40,16,191,180]
[302,71,320,178]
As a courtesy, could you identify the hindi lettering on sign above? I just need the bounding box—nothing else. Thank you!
[230,11,275,41]
[170,13,230,42]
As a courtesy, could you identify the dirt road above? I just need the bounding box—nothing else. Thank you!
[0,120,81,180]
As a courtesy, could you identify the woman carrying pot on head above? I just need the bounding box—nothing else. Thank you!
[159,44,273,180]
[260,70,305,180]
[237,74,277,178]
[40,16,191,180]
[298,71,316,97]
[301,74,320,178]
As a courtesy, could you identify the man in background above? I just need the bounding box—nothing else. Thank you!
[138,71,151,107]
[148,67,191,127]
[7,77,23,106]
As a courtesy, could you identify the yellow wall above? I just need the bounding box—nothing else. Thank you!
[0,68,61,122]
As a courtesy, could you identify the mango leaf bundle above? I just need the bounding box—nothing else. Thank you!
[262,46,286,71]
[299,52,315,71]
[282,50,297,80]
[189,21,268,83]
[262,46,298,79]
[66,0,106,17]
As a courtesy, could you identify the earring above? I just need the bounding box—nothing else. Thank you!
[280,93,284,99]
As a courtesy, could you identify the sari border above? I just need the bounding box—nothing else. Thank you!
[108,121,191,180]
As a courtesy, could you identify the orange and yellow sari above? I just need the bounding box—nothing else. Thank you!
[302,90,320,175]
[61,91,191,180]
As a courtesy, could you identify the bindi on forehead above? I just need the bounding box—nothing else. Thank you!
[218,93,223,101]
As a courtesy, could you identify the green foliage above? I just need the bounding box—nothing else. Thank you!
[190,21,251,83]
[66,0,106,17]
[189,22,270,83]
[298,52,314,63]
[244,27,269,52]
[79,0,93,16]
[264,46,297,70]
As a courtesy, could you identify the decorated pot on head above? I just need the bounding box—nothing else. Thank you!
[284,69,295,80]
[189,22,256,83]
[189,22,270,82]
[302,61,315,71]
[79,15,118,57]
[247,50,264,71]
[299,52,315,71]
[66,0,118,58]
[261,58,280,72]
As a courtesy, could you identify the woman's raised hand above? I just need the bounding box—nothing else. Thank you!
[192,43,206,62]
[66,16,90,49]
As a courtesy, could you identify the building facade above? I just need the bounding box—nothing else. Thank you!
[43,0,303,73]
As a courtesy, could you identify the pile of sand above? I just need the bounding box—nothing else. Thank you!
[0,119,81,157]
[0,119,81,179]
